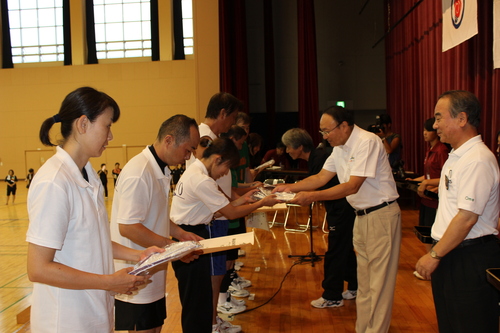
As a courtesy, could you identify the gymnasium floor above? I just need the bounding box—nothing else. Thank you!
[0,183,444,333]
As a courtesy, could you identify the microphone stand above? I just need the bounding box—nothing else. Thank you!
[288,203,324,267]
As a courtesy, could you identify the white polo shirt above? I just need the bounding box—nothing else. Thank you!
[322,125,399,210]
[431,135,499,240]
[171,159,230,226]
[110,147,171,304]
[186,122,232,198]
[27,146,114,333]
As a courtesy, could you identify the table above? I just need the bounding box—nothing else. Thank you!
[261,168,309,183]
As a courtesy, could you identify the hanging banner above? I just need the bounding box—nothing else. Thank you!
[442,0,478,52]
[494,0,500,68]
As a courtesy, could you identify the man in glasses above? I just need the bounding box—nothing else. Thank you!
[416,91,500,333]
[274,105,401,333]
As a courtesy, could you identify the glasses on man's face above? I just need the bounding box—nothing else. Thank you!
[319,123,341,137]
[200,137,213,148]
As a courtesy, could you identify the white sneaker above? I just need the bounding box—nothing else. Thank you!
[238,249,246,257]
[228,295,246,306]
[228,283,250,297]
[212,324,222,333]
[310,297,344,308]
[217,316,242,333]
[232,276,251,288]
[342,290,357,300]
[217,301,246,314]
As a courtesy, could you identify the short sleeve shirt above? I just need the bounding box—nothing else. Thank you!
[322,125,399,210]
[171,159,230,226]
[431,136,500,240]
[110,146,171,304]
[26,146,114,332]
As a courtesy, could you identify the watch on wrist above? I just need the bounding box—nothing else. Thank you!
[430,249,442,260]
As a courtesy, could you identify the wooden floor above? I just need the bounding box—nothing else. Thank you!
[0,185,441,333]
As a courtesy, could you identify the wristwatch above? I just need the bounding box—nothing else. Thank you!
[430,249,442,260]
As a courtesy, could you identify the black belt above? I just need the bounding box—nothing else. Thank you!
[433,234,497,248]
[354,200,396,216]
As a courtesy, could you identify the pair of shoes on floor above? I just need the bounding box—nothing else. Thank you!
[228,280,250,297]
[310,297,344,308]
[217,301,246,314]
[342,289,357,300]
[214,316,242,333]
[413,270,430,280]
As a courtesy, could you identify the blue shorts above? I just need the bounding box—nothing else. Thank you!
[207,219,229,276]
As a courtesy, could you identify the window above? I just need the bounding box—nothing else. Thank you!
[93,0,151,59]
[8,0,64,64]
[181,0,193,55]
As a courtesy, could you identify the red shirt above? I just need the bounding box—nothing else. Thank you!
[421,140,449,208]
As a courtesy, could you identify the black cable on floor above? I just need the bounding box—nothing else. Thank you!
[236,260,303,314]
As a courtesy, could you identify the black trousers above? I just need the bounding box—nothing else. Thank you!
[172,225,213,333]
[322,203,358,301]
[431,237,500,333]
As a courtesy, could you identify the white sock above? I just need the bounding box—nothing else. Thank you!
[218,292,227,305]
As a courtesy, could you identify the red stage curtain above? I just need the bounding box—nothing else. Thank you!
[297,0,321,145]
[219,0,250,110]
[385,0,499,175]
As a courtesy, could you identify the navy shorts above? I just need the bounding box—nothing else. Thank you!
[114,297,166,331]
[207,219,229,276]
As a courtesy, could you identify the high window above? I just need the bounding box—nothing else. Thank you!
[181,0,193,55]
[7,0,64,64]
[93,0,151,59]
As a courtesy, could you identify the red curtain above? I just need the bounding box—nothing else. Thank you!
[385,0,499,175]
[219,0,249,110]
[297,0,321,145]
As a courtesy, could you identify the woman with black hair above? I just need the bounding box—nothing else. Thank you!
[26,87,162,332]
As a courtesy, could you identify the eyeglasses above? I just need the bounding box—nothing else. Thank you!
[319,123,342,136]
[199,137,213,148]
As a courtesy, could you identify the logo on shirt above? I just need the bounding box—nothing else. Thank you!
[465,196,474,202]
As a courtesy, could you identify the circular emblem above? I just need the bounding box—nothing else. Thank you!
[451,0,465,29]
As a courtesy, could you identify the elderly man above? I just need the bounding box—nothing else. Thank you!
[416,91,500,333]
[110,114,202,333]
[275,106,401,333]
[281,128,357,308]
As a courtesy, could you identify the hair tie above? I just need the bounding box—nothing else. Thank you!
[53,114,62,123]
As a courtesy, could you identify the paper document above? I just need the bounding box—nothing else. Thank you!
[199,231,255,254]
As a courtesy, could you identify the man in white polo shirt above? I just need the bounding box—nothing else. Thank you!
[416,91,500,333]
[110,114,202,333]
[274,106,401,333]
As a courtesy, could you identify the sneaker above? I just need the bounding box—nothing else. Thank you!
[232,276,251,288]
[217,301,246,314]
[342,290,357,300]
[217,316,242,333]
[228,295,246,306]
[238,249,246,257]
[228,283,250,297]
[311,297,344,308]
[234,261,244,268]
[212,324,222,333]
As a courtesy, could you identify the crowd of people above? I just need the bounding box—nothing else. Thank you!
[22,87,500,333]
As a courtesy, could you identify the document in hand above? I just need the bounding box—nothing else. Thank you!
[199,231,255,254]
[129,241,202,275]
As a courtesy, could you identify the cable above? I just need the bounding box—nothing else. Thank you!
[236,260,304,314]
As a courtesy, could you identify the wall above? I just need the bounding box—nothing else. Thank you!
[247,0,386,120]
[0,0,219,179]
